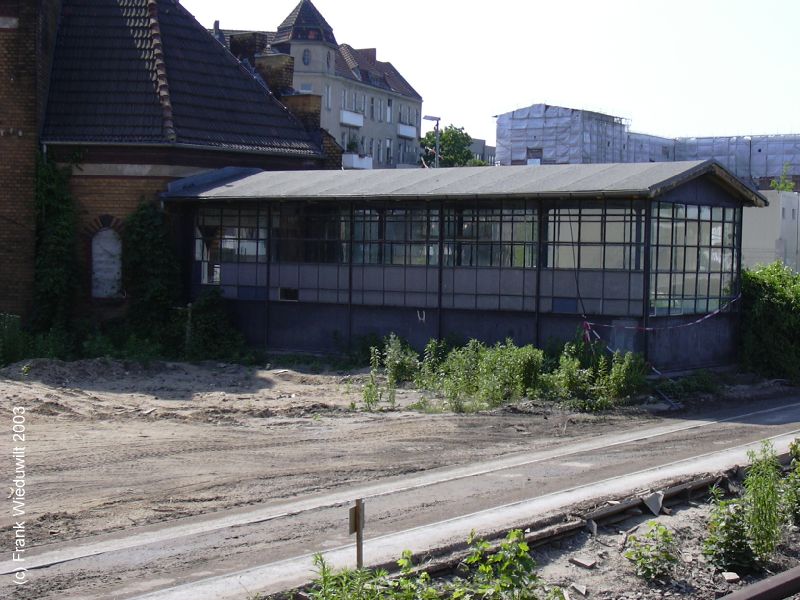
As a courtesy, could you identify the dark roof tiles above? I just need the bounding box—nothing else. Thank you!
[43,0,322,158]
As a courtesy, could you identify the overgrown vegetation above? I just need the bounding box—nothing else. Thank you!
[1,193,252,367]
[32,153,77,332]
[703,441,794,571]
[740,262,800,381]
[624,520,678,581]
[361,331,647,413]
[308,529,564,600]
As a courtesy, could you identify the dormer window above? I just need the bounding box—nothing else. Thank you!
[327,51,331,69]
[302,49,310,65]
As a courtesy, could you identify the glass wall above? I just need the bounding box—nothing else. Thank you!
[650,202,741,316]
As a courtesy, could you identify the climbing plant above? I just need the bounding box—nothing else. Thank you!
[31,153,77,332]
[122,201,180,341]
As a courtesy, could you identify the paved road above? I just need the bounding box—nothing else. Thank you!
[4,398,800,599]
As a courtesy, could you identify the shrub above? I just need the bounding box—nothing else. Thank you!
[601,351,648,400]
[624,520,677,581]
[784,439,800,526]
[0,314,28,367]
[744,441,783,562]
[383,333,419,386]
[415,338,450,390]
[122,202,180,338]
[740,262,800,381]
[184,289,250,362]
[656,370,718,399]
[476,340,545,407]
[704,442,784,570]
[361,346,382,410]
[703,487,756,571]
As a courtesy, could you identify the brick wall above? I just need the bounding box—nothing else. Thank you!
[0,1,38,317]
[68,174,175,306]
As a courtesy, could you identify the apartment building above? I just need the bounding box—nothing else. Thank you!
[220,0,423,169]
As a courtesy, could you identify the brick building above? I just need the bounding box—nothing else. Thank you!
[0,0,338,318]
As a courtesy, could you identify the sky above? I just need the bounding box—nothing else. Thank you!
[181,0,800,147]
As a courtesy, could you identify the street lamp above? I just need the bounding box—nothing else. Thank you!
[423,115,440,168]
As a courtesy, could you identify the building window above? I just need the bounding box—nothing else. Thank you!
[386,138,393,164]
[649,202,740,316]
[195,206,268,295]
[299,83,312,93]
[91,228,122,298]
[368,138,374,158]
[444,204,537,268]
[378,99,384,122]
[340,89,346,109]
[352,206,440,266]
[302,49,310,65]
[326,50,331,69]
[271,204,349,264]
[386,98,393,123]
[370,97,375,120]
[546,205,643,271]
[325,84,331,110]
[350,90,356,111]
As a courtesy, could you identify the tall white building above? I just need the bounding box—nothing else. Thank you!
[218,0,423,169]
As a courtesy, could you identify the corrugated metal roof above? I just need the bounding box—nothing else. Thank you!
[163,160,768,206]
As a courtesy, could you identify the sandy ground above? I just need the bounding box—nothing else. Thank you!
[2,358,797,600]
[0,357,668,549]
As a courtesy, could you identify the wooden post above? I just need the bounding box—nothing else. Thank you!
[348,498,365,568]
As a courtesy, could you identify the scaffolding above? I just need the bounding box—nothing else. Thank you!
[496,103,800,185]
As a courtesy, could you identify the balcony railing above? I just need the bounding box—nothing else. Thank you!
[397,123,417,139]
[342,153,373,170]
[340,110,364,128]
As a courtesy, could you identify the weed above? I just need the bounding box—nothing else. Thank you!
[624,520,677,581]
[383,333,418,386]
[744,441,783,562]
[361,346,382,411]
[656,370,718,399]
[703,487,756,571]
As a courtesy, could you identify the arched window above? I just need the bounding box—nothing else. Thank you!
[91,228,122,298]
[302,49,310,65]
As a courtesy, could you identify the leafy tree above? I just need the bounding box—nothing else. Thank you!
[420,124,475,167]
[770,163,796,192]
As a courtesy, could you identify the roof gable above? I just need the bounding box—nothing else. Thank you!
[43,0,323,158]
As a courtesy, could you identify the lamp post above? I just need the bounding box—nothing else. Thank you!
[423,115,441,168]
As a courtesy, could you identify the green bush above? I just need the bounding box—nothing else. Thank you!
[307,530,562,600]
[184,289,250,362]
[741,262,800,381]
[0,314,28,367]
[744,442,783,562]
[476,340,545,407]
[704,442,785,570]
[122,202,181,338]
[624,520,678,581]
[703,487,756,571]
[383,333,419,386]
[656,370,718,399]
[784,439,800,526]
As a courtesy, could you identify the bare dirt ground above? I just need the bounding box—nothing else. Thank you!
[1,358,796,600]
[0,357,668,549]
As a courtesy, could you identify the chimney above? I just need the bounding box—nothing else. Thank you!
[357,48,377,65]
[254,53,295,98]
[282,93,321,132]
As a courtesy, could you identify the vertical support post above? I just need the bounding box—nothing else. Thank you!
[642,201,653,362]
[349,498,365,568]
[265,202,272,350]
[436,199,444,340]
[534,202,545,347]
[348,201,355,347]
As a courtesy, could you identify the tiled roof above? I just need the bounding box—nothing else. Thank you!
[273,0,336,47]
[43,0,323,158]
[336,44,421,101]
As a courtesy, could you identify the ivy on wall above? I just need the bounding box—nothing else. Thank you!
[32,153,77,332]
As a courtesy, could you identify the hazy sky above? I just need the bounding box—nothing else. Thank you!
[182,0,800,146]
